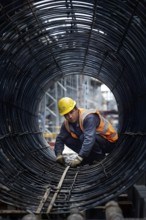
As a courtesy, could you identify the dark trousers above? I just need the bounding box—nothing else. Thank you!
[64,134,116,164]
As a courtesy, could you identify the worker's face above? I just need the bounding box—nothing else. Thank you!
[64,107,79,123]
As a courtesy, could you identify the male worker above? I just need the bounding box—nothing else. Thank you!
[54,97,118,168]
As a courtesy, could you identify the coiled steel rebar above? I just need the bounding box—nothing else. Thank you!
[0,0,146,214]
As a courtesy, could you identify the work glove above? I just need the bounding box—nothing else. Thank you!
[70,155,83,168]
[56,153,65,166]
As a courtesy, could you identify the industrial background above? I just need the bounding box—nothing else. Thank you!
[0,0,146,219]
[40,76,118,141]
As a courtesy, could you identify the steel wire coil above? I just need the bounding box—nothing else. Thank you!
[0,0,146,214]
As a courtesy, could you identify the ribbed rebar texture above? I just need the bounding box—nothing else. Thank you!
[0,0,146,214]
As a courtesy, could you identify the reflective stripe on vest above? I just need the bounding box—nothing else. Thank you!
[80,109,118,141]
[81,109,108,134]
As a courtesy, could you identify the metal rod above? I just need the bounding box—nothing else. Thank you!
[36,187,51,214]
[46,166,70,213]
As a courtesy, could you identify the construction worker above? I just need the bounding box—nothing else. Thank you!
[54,97,118,168]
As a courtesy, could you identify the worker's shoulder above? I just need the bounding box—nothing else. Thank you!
[84,112,99,121]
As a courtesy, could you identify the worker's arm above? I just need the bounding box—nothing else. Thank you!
[78,114,100,158]
[54,122,69,156]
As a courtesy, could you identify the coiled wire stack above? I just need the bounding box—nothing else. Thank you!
[0,0,146,214]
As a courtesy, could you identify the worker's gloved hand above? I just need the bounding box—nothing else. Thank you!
[56,153,65,166]
[70,155,83,168]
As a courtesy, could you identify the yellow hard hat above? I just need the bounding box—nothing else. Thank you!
[58,97,76,116]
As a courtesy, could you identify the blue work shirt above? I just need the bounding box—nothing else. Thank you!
[54,114,100,158]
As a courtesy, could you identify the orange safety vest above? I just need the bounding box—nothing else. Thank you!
[64,108,118,143]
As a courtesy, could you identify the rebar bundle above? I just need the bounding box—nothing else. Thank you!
[0,0,146,214]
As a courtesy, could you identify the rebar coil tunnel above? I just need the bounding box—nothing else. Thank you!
[0,0,146,214]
